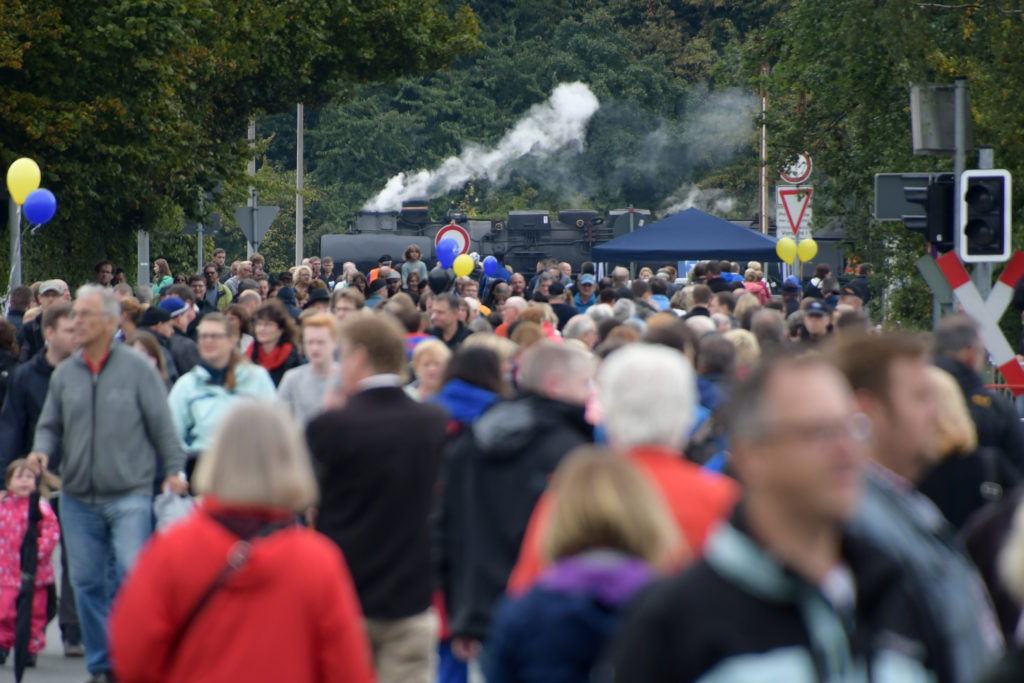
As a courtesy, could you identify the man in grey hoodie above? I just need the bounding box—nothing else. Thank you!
[29,285,187,683]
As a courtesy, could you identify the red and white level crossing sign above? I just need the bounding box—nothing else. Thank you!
[937,250,1024,396]
[435,222,470,255]
[777,187,813,238]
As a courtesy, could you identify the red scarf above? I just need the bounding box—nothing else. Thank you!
[253,341,294,371]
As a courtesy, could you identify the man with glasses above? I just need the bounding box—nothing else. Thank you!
[29,285,186,683]
[94,260,115,287]
[202,262,232,312]
[606,351,946,682]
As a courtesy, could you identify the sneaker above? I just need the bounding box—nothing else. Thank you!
[24,653,36,667]
[64,641,86,657]
[0,647,6,665]
[86,672,115,683]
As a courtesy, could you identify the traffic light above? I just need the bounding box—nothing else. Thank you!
[960,169,1011,263]
[902,173,954,251]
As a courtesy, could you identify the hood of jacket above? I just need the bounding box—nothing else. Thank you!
[472,393,590,459]
[538,550,655,607]
[432,379,499,424]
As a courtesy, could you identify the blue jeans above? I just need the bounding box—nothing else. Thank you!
[60,493,153,674]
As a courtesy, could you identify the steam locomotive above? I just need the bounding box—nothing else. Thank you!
[320,200,652,275]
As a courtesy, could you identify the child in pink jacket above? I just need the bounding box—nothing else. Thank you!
[0,459,60,666]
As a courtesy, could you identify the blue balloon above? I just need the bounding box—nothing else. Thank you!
[436,238,459,269]
[483,255,499,277]
[23,188,57,225]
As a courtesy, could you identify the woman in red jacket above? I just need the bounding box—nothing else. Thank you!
[109,401,374,683]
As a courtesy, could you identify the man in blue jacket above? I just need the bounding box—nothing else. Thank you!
[29,285,187,683]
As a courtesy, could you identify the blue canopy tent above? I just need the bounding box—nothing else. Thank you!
[591,207,779,263]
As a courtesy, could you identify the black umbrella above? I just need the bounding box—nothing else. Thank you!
[14,489,42,682]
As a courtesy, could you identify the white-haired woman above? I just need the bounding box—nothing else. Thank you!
[109,402,374,683]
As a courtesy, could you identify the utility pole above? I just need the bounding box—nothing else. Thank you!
[247,118,257,257]
[296,103,304,266]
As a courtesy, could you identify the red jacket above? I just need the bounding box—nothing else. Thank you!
[506,446,739,594]
[109,498,375,683]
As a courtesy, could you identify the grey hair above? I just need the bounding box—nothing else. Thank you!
[612,299,635,323]
[518,343,594,397]
[586,303,614,323]
[599,343,696,450]
[933,314,981,357]
[76,284,120,322]
[563,314,597,341]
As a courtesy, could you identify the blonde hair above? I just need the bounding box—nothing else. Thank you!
[999,502,1024,605]
[411,338,452,369]
[724,328,761,371]
[928,366,978,459]
[6,458,61,498]
[544,448,683,569]
[733,292,761,322]
[462,333,519,363]
[193,401,319,512]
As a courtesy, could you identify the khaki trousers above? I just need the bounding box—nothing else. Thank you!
[365,607,439,683]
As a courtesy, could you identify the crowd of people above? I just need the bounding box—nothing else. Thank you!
[2,246,1024,683]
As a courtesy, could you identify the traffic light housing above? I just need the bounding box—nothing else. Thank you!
[960,169,1011,263]
[902,172,954,251]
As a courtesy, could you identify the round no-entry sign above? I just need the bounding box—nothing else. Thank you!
[435,223,470,255]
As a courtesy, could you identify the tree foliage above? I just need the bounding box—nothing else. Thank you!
[0,0,479,287]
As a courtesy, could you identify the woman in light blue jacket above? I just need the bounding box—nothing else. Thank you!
[168,313,277,476]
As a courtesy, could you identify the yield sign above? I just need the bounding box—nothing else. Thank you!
[778,187,813,236]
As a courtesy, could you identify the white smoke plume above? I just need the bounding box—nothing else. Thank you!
[363,82,600,212]
[660,184,737,218]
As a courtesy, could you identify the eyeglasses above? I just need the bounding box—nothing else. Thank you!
[69,310,101,320]
[198,332,228,341]
[753,413,872,447]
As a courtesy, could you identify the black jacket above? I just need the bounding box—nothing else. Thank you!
[920,357,1024,527]
[603,511,948,682]
[307,386,449,619]
[437,393,593,641]
[427,322,473,351]
[16,315,43,363]
[168,329,200,376]
[0,350,56,471]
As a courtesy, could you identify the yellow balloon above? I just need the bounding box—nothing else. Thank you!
[776,237,797,265]
[797,238,818,262]
[452,253,474,277]
[6,157,41,205]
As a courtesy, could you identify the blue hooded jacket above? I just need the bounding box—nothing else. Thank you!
[432,379,499,425]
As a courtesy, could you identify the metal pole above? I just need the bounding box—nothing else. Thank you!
[976,145,995,298]
[8,199,21,292]
[197,223,204,274]
[296,103,304,266]
[954,78,967,257]
[247,118,256,257]
[137,229,150,291]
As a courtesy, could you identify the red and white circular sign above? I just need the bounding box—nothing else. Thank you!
[435,223,470,255]
[780,153,813,184]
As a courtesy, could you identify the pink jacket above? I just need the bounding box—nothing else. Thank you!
[0,495,60,588]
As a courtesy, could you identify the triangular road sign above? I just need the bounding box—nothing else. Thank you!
[778,187,813,236]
